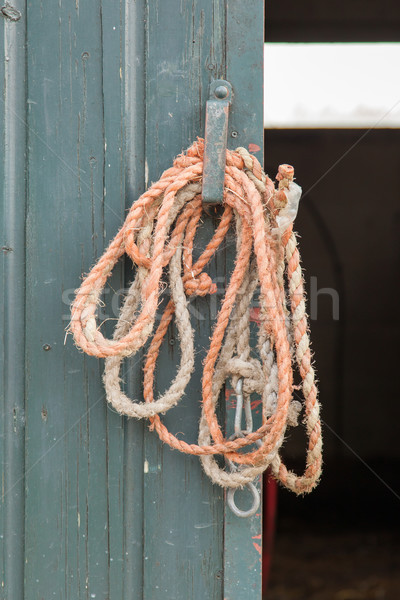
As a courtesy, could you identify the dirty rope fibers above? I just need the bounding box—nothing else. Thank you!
[70,139,322,494]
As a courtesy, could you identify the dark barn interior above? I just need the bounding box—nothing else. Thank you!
[264,3,400,599]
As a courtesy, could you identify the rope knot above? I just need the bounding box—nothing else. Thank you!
[184,272,216,297]
[226,357,264,396]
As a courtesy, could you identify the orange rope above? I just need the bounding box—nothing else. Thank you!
[70,139,322,492]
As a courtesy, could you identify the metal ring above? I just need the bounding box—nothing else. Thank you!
[227,481,260,518]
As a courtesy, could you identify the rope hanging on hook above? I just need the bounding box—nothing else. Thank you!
[70,138,322,494]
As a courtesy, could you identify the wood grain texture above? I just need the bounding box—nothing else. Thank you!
[1,1,264,598]
[24,1,125,597]
[123,3,146,599]
[224,3,264,597]
[0,2,27,597]
[141,2,226,598]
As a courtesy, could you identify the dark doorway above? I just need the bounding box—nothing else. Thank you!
[264,3,400,597]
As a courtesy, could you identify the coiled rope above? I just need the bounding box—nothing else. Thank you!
[70,139,322,494]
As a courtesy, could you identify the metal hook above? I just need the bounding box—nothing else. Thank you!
[234,377,253,436]
[234,377,244,435]
[226,379,262,518]
[202,79,233,205]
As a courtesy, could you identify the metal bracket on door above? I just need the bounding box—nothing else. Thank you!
[202,79,233,205]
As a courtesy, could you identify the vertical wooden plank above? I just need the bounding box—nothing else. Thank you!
[123,1,146,597]
[141,1,226,598]
[223,2,264,598]
[100,3,128,598]
[0,22,4,585]
[24,1,125,598]
[0,2,27,598]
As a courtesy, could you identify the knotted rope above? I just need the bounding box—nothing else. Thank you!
[70,139,322,494]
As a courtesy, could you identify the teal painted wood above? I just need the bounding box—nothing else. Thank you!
[99,4,127,599]
[24,1,125,598]
[123,2,146,598]
[0,18,3,579]
[0,3,27,598]
[138,1,264,598]
[224,3,264,597]
[1,1,264,598]
[141,2,226,598]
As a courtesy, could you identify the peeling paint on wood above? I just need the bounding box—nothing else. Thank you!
[0,3,21,22]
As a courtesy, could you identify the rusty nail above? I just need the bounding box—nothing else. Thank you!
[42,344,51,351]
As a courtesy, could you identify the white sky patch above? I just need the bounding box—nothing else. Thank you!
[264,43,400,128]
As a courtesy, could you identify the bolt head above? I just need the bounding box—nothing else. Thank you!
[214,85,229,99]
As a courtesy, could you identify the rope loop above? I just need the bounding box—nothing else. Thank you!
[70,138,323,494]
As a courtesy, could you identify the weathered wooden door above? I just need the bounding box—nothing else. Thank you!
[1,1,264,597]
